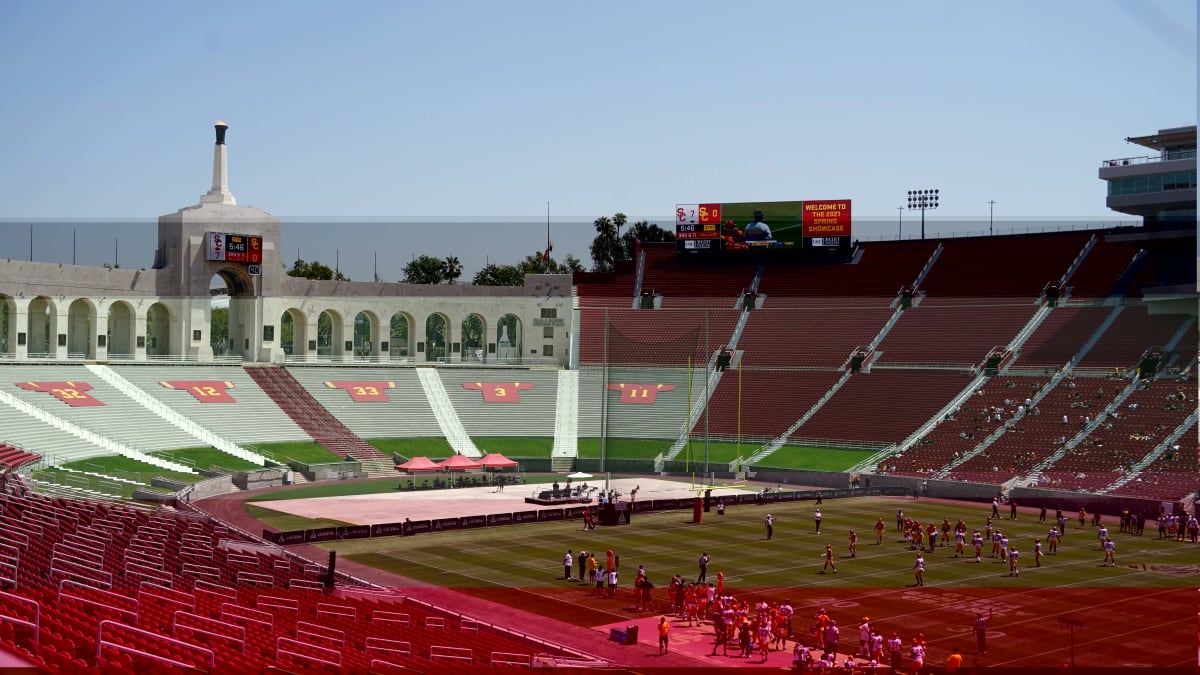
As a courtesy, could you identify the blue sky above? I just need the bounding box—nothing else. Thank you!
[0,1,1194,281]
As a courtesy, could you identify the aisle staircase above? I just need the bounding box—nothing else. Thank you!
[551,370,579,472]
[245,365,394,476]
[415,368,480,458]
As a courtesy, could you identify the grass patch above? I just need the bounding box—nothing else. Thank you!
[63,456,202,484]
[244,503,351,531]
[469,437,553,458]
[577,438,673,459]
[754,445,878,471]
[248,441,342,465]
[367,437,454,458]
[154,447,263,472]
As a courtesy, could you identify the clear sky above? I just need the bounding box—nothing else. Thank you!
[0,1,1194,282]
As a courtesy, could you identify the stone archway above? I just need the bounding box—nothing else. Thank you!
[146,303,171,357]
[67,298,96,358]
[496,313,522,364]
[461,313,486,363]
[106,301,136,358]
[280,308,306,357]
[425,313,449,363]
[27,296,56,357]
[389,312,413,361]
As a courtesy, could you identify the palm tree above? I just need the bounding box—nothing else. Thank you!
[442,256,463,284]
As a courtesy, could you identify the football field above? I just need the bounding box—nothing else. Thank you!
[309,495,1198,671]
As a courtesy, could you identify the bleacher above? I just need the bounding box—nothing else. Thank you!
[111,366,311,446]
[949,376,1121,484]
[1063,238,1142,299]
[874,300,1036,366]
[1,365,203,452]
[885,377,1043,477]
[756,239,938,306]
[0,412,110,467]
[639,243,754,307]
[698,369,842,441]
[1035,383,1196,493]
[789,370,972,446]
[1012,306,1111,370]
[916,232,1089,298]
[1076,306,1191,369]
[0,488,565,674]
[440,369,557,437]
[1110,421,1197,501]
[280,367,442,440]
[737,307,893,368]
[576,307,739,367]
[576,366,703,440]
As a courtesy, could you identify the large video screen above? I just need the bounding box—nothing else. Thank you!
[675,200,851,257]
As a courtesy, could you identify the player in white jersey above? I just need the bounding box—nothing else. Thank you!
[1097,525,1108,549]
[999,534,1009,562]
[1033,538,1043,567]
[972,530,984,562]
[954,529,966,558]
[913,553,926,587]
[990,530,1002,558]
[1048,527,1060,554]
[1102,538,1116,566]
[1007,546,1020,576]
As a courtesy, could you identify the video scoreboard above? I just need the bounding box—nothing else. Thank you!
[675,199,851,257]
[205,231,263,264]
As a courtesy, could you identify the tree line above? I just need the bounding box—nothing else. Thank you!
[285,213,675,285]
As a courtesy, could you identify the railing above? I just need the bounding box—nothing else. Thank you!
[1102,150,1196,166]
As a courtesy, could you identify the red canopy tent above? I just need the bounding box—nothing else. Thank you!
[477,453,518,469]
[395,456,441,472]
[437,454,482,470]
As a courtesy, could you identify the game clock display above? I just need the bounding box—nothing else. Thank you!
[206,231,263,264]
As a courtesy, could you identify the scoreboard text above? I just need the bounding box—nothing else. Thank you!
[206,231,263,264]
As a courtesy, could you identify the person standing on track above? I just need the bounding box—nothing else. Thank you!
[658,616,670,655]
[973,609,992,654]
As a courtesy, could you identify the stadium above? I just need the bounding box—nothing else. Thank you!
[0,123,1195,675]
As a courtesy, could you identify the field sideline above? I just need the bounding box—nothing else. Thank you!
[248,493,1200,672]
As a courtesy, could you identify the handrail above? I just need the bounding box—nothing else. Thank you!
[172,610,246,653]
[276,636,341,669]
[0,588,39,645]
[97,619,215,673]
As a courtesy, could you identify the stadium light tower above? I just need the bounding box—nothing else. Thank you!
[907,189,939,240]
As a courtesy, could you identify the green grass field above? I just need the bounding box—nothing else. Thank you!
[154,447,263,471]
[63,456,204,484]
[367,437,454,458]
[316,496,1198,593]
[755,445,877,471]
[248,440,342,464]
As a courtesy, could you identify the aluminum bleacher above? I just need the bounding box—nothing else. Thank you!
[111,366,311,446]
[439,369,557,437]
[280,366,441,440]
[576,366,704,440]
[1,365,202,453]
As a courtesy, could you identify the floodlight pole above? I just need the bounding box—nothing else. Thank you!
[907,189,940,240]
[988,200,996,236]
[897,207,903,240]
[1058,616,1083,668]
